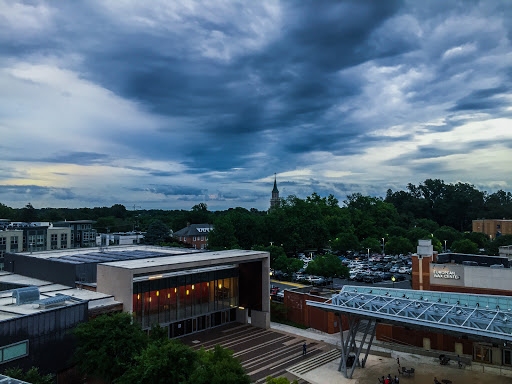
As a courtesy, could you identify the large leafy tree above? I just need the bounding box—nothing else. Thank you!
[208,216,239,249]
[305,253,349,278]
[385,236,414,255]
[73,313,147,383]
[451,239,479,254]
[331,232,360,254]
[144,219,171,245]
[190,345,251,384]
[117,340,198,384]
[433,226,462,249]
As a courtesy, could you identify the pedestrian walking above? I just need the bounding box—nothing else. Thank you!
[457,354,462,368]
[394,375,399,383]
[302,342,307,356]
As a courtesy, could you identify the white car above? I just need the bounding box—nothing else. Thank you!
[398,266,411,274]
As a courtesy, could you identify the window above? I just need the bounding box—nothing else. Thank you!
[0,340,29,363]
[0,237,5,245]
[36,234,45,245]
[193,236,196,241]
[11,237,18,245]
[61,233,67,248]
[473,344,492,364]
[51,234,58,242]
[201,236,204,241]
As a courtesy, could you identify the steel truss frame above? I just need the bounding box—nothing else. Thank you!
[337,314,377,379]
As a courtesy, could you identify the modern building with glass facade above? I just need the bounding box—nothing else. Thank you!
[97,249,270,336]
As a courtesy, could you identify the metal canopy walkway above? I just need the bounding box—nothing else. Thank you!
[306,285,512,378]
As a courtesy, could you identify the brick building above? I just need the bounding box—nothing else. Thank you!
[473,219,512,239]
[173,223,213,249]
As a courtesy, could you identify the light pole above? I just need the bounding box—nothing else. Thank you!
[367,248,370,259]
[391,276,396,289]
[444,240,447,253]
[382,238,385,255]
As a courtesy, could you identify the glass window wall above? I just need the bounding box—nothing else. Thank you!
[132,268,239,329]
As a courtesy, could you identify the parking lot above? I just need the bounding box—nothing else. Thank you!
[271,253,413,294]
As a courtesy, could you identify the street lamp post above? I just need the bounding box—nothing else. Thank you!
[367,248,370,259]
[382,238,385,256]
[444,240,447,253]
[391,276,396,289]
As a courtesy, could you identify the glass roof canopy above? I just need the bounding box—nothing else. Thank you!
[306,285,512,343]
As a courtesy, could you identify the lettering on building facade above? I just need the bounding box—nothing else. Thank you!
[433,270,460,280]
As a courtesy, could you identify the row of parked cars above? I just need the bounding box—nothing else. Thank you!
[347,255,412,284]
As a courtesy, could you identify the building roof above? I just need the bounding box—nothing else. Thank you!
[53,220,96,225]
[0,375,30,384]
[0,271,120,321]
[173,223,213,237]
[10,245,201,264]
[272,175,279,193]
[307,285,512,343]
[100,249,268,271]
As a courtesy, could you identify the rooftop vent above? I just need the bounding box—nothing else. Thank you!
[37,294,72,309]
[12,286,40,305]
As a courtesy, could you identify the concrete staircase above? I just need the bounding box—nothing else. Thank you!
[286,349,341,377]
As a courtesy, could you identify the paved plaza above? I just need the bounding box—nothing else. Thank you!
[183,321,512,384]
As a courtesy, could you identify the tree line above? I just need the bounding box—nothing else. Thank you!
[1,179,511,258]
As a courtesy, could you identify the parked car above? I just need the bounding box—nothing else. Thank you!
[363,275,381,283]
[398,266,411,274]
[307,276,325,285]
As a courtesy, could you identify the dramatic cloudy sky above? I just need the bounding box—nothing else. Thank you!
[1,1,512,210]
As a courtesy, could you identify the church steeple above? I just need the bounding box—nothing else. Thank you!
[270,173,280,209]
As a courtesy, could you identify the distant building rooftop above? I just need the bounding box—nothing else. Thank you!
[101,249,267,271]
[436,252,509,268]
[12,245,201,264]
[0,271,120,322]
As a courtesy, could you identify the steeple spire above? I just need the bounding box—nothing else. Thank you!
[270,173,280,209]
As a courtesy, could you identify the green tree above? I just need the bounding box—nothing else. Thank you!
[73,313,147,383]
[331,233,360,254]
[144,219,170,245]
[117,340,198,384]
[20,202,38,222]
[405,227,431,245]
[208,216,239,249]
[463,232,489,249]
[433,226,462,249]
[361,237,382,253]
[190,345,251,384]
[451,239,479,254]
[3,367,54,384]
[265,376,299,384]
[274,255,303,275]
[485,235,512,256]
[305,253,349,278]
[253,245,286,269]
[414,218,439,233]
[385,236,414,255]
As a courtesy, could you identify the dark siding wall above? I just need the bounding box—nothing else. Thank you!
[239,261,262,311]
[0,302,88,374]
[4,253,76,286]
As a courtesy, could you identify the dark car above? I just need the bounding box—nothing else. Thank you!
[392,274,406,281]
[363,275,381,283]
[381,272,393,280]
[355,273,367,282]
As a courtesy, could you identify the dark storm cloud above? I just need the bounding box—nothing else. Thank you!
[0,185,76,200]
[16,0,405,173]
[450,86,511,111]
[2,1,512,209]
[41,152,109,165]
[131,185,206,197]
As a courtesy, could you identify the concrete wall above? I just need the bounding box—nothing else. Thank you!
[429,263,512,293]
[96,265,134,312]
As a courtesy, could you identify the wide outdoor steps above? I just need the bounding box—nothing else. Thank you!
[287,349,341,376]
